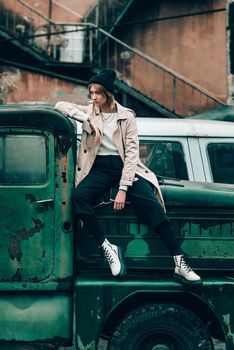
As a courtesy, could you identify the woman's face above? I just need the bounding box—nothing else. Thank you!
[89,84,108,109]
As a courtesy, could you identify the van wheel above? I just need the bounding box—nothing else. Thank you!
[108,303,214,350]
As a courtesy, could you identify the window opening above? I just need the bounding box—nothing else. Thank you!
[0,135,47,184]
[207,143,234,184]
[139,141,189,180]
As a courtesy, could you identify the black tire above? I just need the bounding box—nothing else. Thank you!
[108,303,214,350]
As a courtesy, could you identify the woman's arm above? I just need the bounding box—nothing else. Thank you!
[54,101,89,122]
[55,101,101,144]
[114,114,139,210]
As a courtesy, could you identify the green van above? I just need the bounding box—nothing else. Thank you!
[0,105,233,350]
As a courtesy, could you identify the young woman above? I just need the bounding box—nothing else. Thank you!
[55,69,202,286]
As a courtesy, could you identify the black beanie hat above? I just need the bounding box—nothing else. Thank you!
[88,69,116,95]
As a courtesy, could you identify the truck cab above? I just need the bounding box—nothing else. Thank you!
[0,105,75,348]
[0,105,233,350]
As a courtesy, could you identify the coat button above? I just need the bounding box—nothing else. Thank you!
[78,167,81,171]
[145,170,148,173]
[84,149,87,153]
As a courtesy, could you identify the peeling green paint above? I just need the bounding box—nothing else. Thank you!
[223,314,234,344]
[77,335,96,350]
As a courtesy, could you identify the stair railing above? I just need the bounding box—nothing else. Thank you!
[0,0,224,116]
[0,0,95,62]
[92,28,224,116]
[84,0,134,34]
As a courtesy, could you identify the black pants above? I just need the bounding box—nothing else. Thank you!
[72,156,182,256]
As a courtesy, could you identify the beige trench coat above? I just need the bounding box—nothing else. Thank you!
[55,100,165,209]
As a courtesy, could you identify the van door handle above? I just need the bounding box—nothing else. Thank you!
[35,198,54,204]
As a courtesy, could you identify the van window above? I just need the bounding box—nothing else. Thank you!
[207,143,234,184]
[140,141,189,180]
[0,135,47,184]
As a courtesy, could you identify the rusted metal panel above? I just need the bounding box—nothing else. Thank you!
[0,131,55,282]
[0,106,75,285]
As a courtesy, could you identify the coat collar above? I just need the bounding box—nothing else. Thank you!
[115,101,136,120]
[90,101,135,120]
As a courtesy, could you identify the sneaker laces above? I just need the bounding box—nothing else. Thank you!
[103,245,115,265]
[180,257,192,273]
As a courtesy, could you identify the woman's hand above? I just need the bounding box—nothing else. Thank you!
[89,118,101,145]
[114,190,126,211]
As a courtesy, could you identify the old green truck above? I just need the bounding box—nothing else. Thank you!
[0,105,233,350]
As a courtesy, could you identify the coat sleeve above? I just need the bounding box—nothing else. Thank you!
[54,101,89,122]
[119,113,139,187]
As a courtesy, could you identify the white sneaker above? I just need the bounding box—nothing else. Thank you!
[173,255,202,286]
[101,239,126,279]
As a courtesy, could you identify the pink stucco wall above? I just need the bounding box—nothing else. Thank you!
[1,0,228,115]
[2,0,95,23]
[23,0,95,22]
[1,0,94,105]
[117,0,227,110]
[4,69,89,105]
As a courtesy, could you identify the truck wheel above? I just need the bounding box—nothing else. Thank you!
[108,303,214,350]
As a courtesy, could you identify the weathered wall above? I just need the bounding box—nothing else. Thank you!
[116,0,227,103]
[3,68,89,105]
[0,0,94,105]
[0,0,96,57]
[1,0,229,114]
[23,0,95,22]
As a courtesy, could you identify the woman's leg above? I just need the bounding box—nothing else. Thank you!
[72,169,109,245]
[127,176,201,286]
[156,221,182,256]
[127,178,181,253]
[72,157,126,278]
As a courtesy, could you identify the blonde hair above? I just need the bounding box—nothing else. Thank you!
[88,83,116,111]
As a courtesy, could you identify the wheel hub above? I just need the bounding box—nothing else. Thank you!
[152,345,170,350]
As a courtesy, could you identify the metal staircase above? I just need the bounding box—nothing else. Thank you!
[0,0,224,117]
[0,0,90,63]
[84,0,135,34]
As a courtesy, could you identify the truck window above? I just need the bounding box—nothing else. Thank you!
[0,135,47,184]
[207,143,234,184]
[140,141,189,180]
